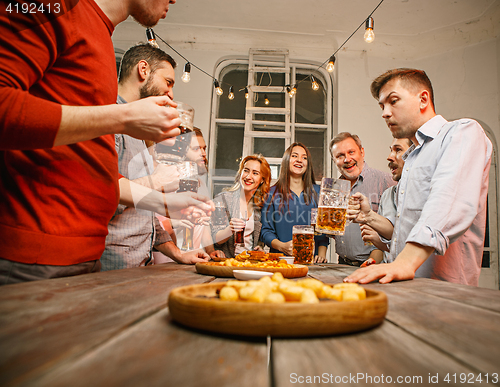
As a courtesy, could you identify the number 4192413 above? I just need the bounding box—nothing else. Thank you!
[444,373,498,384]
[5,2,61,14]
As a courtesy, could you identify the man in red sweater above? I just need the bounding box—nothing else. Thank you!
[0,0,209,284]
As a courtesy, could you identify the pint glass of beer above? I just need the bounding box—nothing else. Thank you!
[176,161,198,193]
[176,102,195,134]
[292,225,315,265]
[316,178,351,236]
[177,161,198,251]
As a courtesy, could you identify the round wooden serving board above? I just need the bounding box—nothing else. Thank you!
[169,282,388,337]
[195,262,308,278]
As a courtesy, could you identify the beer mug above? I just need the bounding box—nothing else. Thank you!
[155,102,195,164]
[310,208,320,235]
[316,178,351,235]
[176,161,198,193]
[292,225,315,265]
[175,102,194,134]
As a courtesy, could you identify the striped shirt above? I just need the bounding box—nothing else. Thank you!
[100,96,171,271]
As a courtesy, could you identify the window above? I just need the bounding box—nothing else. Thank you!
[209,51,333,196]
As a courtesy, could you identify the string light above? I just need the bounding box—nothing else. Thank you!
[364,17,375,43]
[181,62,191,83]
[148,0,384,99]
[213,79,223,96]
[326,55,336,72]
[146,28,159,48]
[311,76,320,91]
[264,94,270,105]
[228,86,235,100]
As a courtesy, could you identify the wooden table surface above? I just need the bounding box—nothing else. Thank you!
[0,263,499,387]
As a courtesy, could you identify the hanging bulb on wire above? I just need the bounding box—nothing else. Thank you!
[264,94,270,105]
[228,86,235,100]
[213,80,223,96]
[244,87,249,99]
[181,62,191,83]
[288,84,297,98]
[364,17,375,43]
[311,76,320,91]
[146,28,159,48]
[326,55,336,73]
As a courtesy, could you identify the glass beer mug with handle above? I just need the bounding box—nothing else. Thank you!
[316,177,351,236]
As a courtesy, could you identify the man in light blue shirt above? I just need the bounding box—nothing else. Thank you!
[346,68,492,286]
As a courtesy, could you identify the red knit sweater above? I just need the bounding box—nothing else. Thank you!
[0,0,120,265]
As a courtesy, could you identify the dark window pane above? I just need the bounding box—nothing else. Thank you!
[218,70,247,119]
[482,251,490,268]
[295,74,326,124]
[254,92,286,122]
[254,72,285,87]
[295,130,325,180]
[484,197,490,247]
[214,124,244,175]
[254,138,286,158]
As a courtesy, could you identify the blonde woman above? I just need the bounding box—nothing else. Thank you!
[211,154,271,258]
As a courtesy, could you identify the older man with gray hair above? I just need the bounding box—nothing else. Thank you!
[327,132,395,266]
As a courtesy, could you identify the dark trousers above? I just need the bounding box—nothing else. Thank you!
[0,258,101,286]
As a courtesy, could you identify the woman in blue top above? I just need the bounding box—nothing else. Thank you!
[260,143,329,262]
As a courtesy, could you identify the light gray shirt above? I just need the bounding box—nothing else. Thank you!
[388,115,492,286]
[334,163,395,262]
[101,96,171,271]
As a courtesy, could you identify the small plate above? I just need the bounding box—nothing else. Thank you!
[233,270,274,281]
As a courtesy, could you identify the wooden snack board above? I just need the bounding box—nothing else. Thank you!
[168,282,388,337]
[195,262,308,278]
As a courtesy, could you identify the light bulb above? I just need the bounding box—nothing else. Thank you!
[364,17,375,43]
[228,86,235,100]
[326,55,336,72]
[181,63,191,83]
[244,87,249,99]
[146,28,159,48]
[264,94,270,105]
[288,84,296,98]
[311,76,320,91]
[214,80,223,96]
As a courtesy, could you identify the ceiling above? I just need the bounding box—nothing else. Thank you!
[113,0,500,60]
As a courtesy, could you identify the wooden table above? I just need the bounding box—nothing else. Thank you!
[1,263,499,387]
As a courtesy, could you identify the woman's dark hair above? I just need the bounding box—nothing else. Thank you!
[271,142,317,211]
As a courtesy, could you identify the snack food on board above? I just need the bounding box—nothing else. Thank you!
[217,273,366,303]
[205,258,295,269]
[234,251,284,262]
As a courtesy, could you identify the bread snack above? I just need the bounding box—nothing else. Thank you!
[234,250,284,262]
[204,258,295,269]
[217,274,366,303]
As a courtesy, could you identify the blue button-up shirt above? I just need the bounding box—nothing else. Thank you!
[389,115,492,285]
